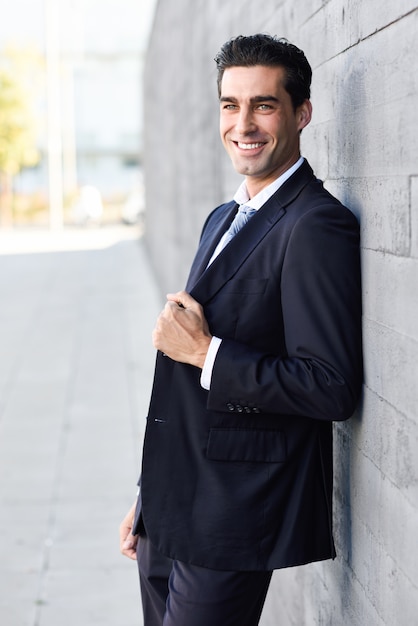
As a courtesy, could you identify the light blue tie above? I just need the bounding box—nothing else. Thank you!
[223,205,257,246]
[207,205,257,266]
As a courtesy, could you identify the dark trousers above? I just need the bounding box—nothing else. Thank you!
[136,532,272,626]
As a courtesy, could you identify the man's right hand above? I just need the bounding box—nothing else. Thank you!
[119,500,138,560]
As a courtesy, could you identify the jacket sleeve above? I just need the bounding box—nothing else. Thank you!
[206,204,363,422]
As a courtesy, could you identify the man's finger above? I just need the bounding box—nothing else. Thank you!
[120,532,138,560]
[166,291,199,310]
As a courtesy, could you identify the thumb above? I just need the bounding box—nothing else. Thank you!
[166,291,198,310]
[123,533,135,549]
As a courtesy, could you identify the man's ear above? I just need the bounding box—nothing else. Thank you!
[297,100,312,132]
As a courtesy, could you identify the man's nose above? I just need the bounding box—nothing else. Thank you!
[235,108,256,134]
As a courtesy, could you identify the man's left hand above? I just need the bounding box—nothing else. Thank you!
[152,291,212,369]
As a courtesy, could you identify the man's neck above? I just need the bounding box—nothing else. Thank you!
[235,157,305,208]
[245,155,303,199]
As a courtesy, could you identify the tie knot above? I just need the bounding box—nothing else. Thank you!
[225,205,257,238]
[239,205,256,217]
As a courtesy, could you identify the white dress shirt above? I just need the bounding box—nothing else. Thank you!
[200,157,304,390]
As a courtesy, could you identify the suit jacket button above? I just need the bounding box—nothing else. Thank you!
[227,403,235,412]
[252,407,260,413]
[244,406,251,413]
[236,404,243,412]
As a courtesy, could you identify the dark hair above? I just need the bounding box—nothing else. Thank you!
[214,34,312,110]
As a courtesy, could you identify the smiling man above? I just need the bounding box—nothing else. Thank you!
[120,34,363,626]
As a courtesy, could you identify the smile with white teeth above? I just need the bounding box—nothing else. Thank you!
[237,142,264,150]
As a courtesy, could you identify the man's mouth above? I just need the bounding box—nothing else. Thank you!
[236,142,265,150]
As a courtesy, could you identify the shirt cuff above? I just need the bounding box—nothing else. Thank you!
[200,336,222,390]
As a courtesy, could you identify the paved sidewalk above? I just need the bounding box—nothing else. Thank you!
[0,225,162,626]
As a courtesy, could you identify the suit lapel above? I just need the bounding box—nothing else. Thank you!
[189,197,284,305]
[188,160,315,305]
[185,201,237,290]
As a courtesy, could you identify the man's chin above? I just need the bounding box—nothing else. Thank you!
[230,157,263,177]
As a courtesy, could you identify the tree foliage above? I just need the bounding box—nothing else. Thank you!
[0,48,41,177]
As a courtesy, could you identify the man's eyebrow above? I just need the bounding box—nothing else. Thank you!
[219,95,279,103]
[251,95,279,103]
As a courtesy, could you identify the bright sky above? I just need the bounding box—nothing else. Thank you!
[0,0,157,54]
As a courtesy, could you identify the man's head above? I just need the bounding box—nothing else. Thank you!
[215,35,312,197]
[215,34,312,112]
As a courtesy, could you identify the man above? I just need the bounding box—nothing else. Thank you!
[120,34,362,626]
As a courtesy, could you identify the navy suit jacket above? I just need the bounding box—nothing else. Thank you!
[137,159,363,571]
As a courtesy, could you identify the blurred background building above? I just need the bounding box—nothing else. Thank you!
[0,0,157,228]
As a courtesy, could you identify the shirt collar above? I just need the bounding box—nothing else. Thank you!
[233,156,305,210]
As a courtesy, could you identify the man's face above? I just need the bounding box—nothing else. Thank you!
[219,65,312,197]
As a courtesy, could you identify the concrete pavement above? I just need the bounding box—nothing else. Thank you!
[0,225,162,626]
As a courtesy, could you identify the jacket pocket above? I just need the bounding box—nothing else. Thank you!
[206,428,286,463]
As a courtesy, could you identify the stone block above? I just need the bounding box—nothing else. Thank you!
[362,250,418,339]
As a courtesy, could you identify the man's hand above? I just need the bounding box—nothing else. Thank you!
[119,501,138,560]
[153,291,212,369]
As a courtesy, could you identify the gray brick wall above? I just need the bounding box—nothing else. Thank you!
[143,2,418,623]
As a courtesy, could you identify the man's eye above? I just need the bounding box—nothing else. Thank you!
[257,104,272,110]
[223,104,237,110]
